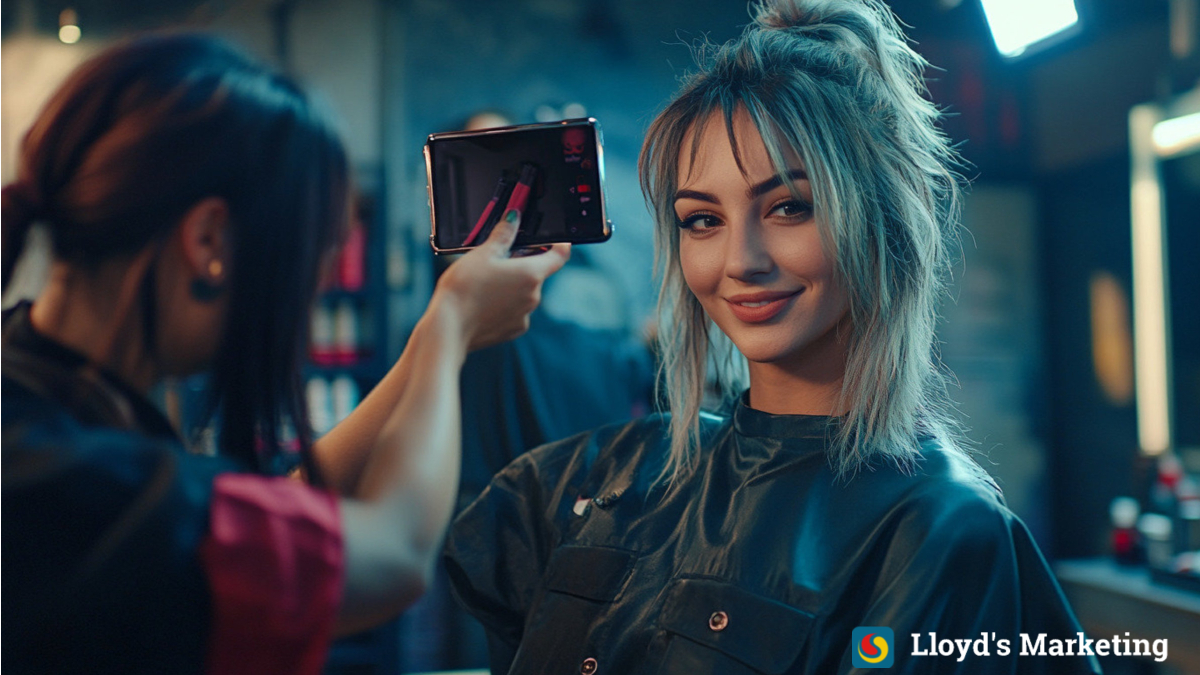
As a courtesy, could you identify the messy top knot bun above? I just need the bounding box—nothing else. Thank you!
[752,0,843,29]
[748,0,943,145]
[641,0,965,483]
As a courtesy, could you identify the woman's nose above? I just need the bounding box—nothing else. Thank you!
[723,218,774,281]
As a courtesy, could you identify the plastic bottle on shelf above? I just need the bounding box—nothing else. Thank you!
[333,300,358,366]
[1109,496,1142,565]
[1174,476,1200,568]
[331,375,360,425]
[1139,513,1174,569]
[310,304,335,366]
[306,376,333,436]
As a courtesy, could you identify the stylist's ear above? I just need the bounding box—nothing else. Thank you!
[178,197,231,302]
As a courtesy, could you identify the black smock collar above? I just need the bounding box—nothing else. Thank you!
[2,300,181,443]
[731,390,840,441]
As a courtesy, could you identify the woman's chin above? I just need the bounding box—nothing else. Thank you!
[726,334,804,365]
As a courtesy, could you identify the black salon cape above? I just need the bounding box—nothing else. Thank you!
[445,400,1101,675]
[2,303,234,674]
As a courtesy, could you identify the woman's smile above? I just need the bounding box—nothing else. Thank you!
[724,288,802,323]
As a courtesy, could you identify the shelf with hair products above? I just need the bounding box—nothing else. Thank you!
[306,169,391,441]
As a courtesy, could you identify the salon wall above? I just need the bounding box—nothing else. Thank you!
[941,185,1052,543]
[207,0,384,166]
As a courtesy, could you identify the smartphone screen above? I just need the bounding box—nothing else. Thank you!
[425,119,611,253]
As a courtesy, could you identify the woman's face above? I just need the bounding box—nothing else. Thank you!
[675,110,850,368]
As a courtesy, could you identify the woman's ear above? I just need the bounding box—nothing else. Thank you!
[177,197,231,301]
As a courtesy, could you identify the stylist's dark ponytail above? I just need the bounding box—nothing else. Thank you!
[8,34,348,480]
[1,181,42,287]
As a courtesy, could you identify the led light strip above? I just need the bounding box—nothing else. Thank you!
[1128,94,1199,455]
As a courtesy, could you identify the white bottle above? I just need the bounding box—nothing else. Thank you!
[331,374,360,425]
[333,300,358,365]
[306,376,333,436]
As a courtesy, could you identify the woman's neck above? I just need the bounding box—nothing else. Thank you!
[745,314,850,416]
[29,259,159,393]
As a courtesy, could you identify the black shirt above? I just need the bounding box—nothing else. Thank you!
[2,302,234,674]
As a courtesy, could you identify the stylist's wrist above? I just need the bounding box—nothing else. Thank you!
[417,293,469,364]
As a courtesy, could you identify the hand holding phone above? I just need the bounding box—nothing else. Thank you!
[431,209,570,351]
[425,119,612,253]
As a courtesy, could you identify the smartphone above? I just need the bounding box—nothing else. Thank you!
[425,118,612,254]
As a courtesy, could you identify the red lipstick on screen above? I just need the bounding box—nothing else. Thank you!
[501,163,538,223]
[462,174,513,247]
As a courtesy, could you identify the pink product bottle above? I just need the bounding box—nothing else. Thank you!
[1110,497,1142,565]
[337,223,366,291]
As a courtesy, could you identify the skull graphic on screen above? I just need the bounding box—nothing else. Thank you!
[562,128,587,156]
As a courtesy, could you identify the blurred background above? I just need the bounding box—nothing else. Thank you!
[2,0,1198,673]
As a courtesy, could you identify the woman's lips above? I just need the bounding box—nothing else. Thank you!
[724,290,801,323]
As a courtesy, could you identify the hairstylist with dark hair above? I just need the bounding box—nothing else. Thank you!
[1,33,568,675]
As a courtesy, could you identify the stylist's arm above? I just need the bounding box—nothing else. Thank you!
[327,212,569,634]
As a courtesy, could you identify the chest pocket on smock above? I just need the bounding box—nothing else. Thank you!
[542,545,636,601]
[657,578,814,675]
[511,545,636,673]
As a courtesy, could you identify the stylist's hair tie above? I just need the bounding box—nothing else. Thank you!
[2,181,46,224]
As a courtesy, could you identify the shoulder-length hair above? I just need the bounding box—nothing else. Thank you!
[639,0,966,481]
[1,34,348,480]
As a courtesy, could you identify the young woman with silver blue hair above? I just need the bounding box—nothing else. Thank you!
[447,2,1098,673]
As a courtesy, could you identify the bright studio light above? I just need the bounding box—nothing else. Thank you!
[1152,111,1200,156]
[980,0,1079,58]
[59,25,81,44]
[58,8,81,44]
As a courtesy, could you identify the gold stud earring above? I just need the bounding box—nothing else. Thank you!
[207,260,223,279]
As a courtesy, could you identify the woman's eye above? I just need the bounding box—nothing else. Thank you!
[769,200,813,220]
[677,213,721,231]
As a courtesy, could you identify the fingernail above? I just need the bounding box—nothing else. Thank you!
[505,209,520,223]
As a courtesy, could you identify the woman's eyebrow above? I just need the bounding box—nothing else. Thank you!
[747,168,808,199]
[674,188,719,204]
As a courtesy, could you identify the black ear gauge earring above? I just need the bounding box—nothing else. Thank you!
[190,260,225,302]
